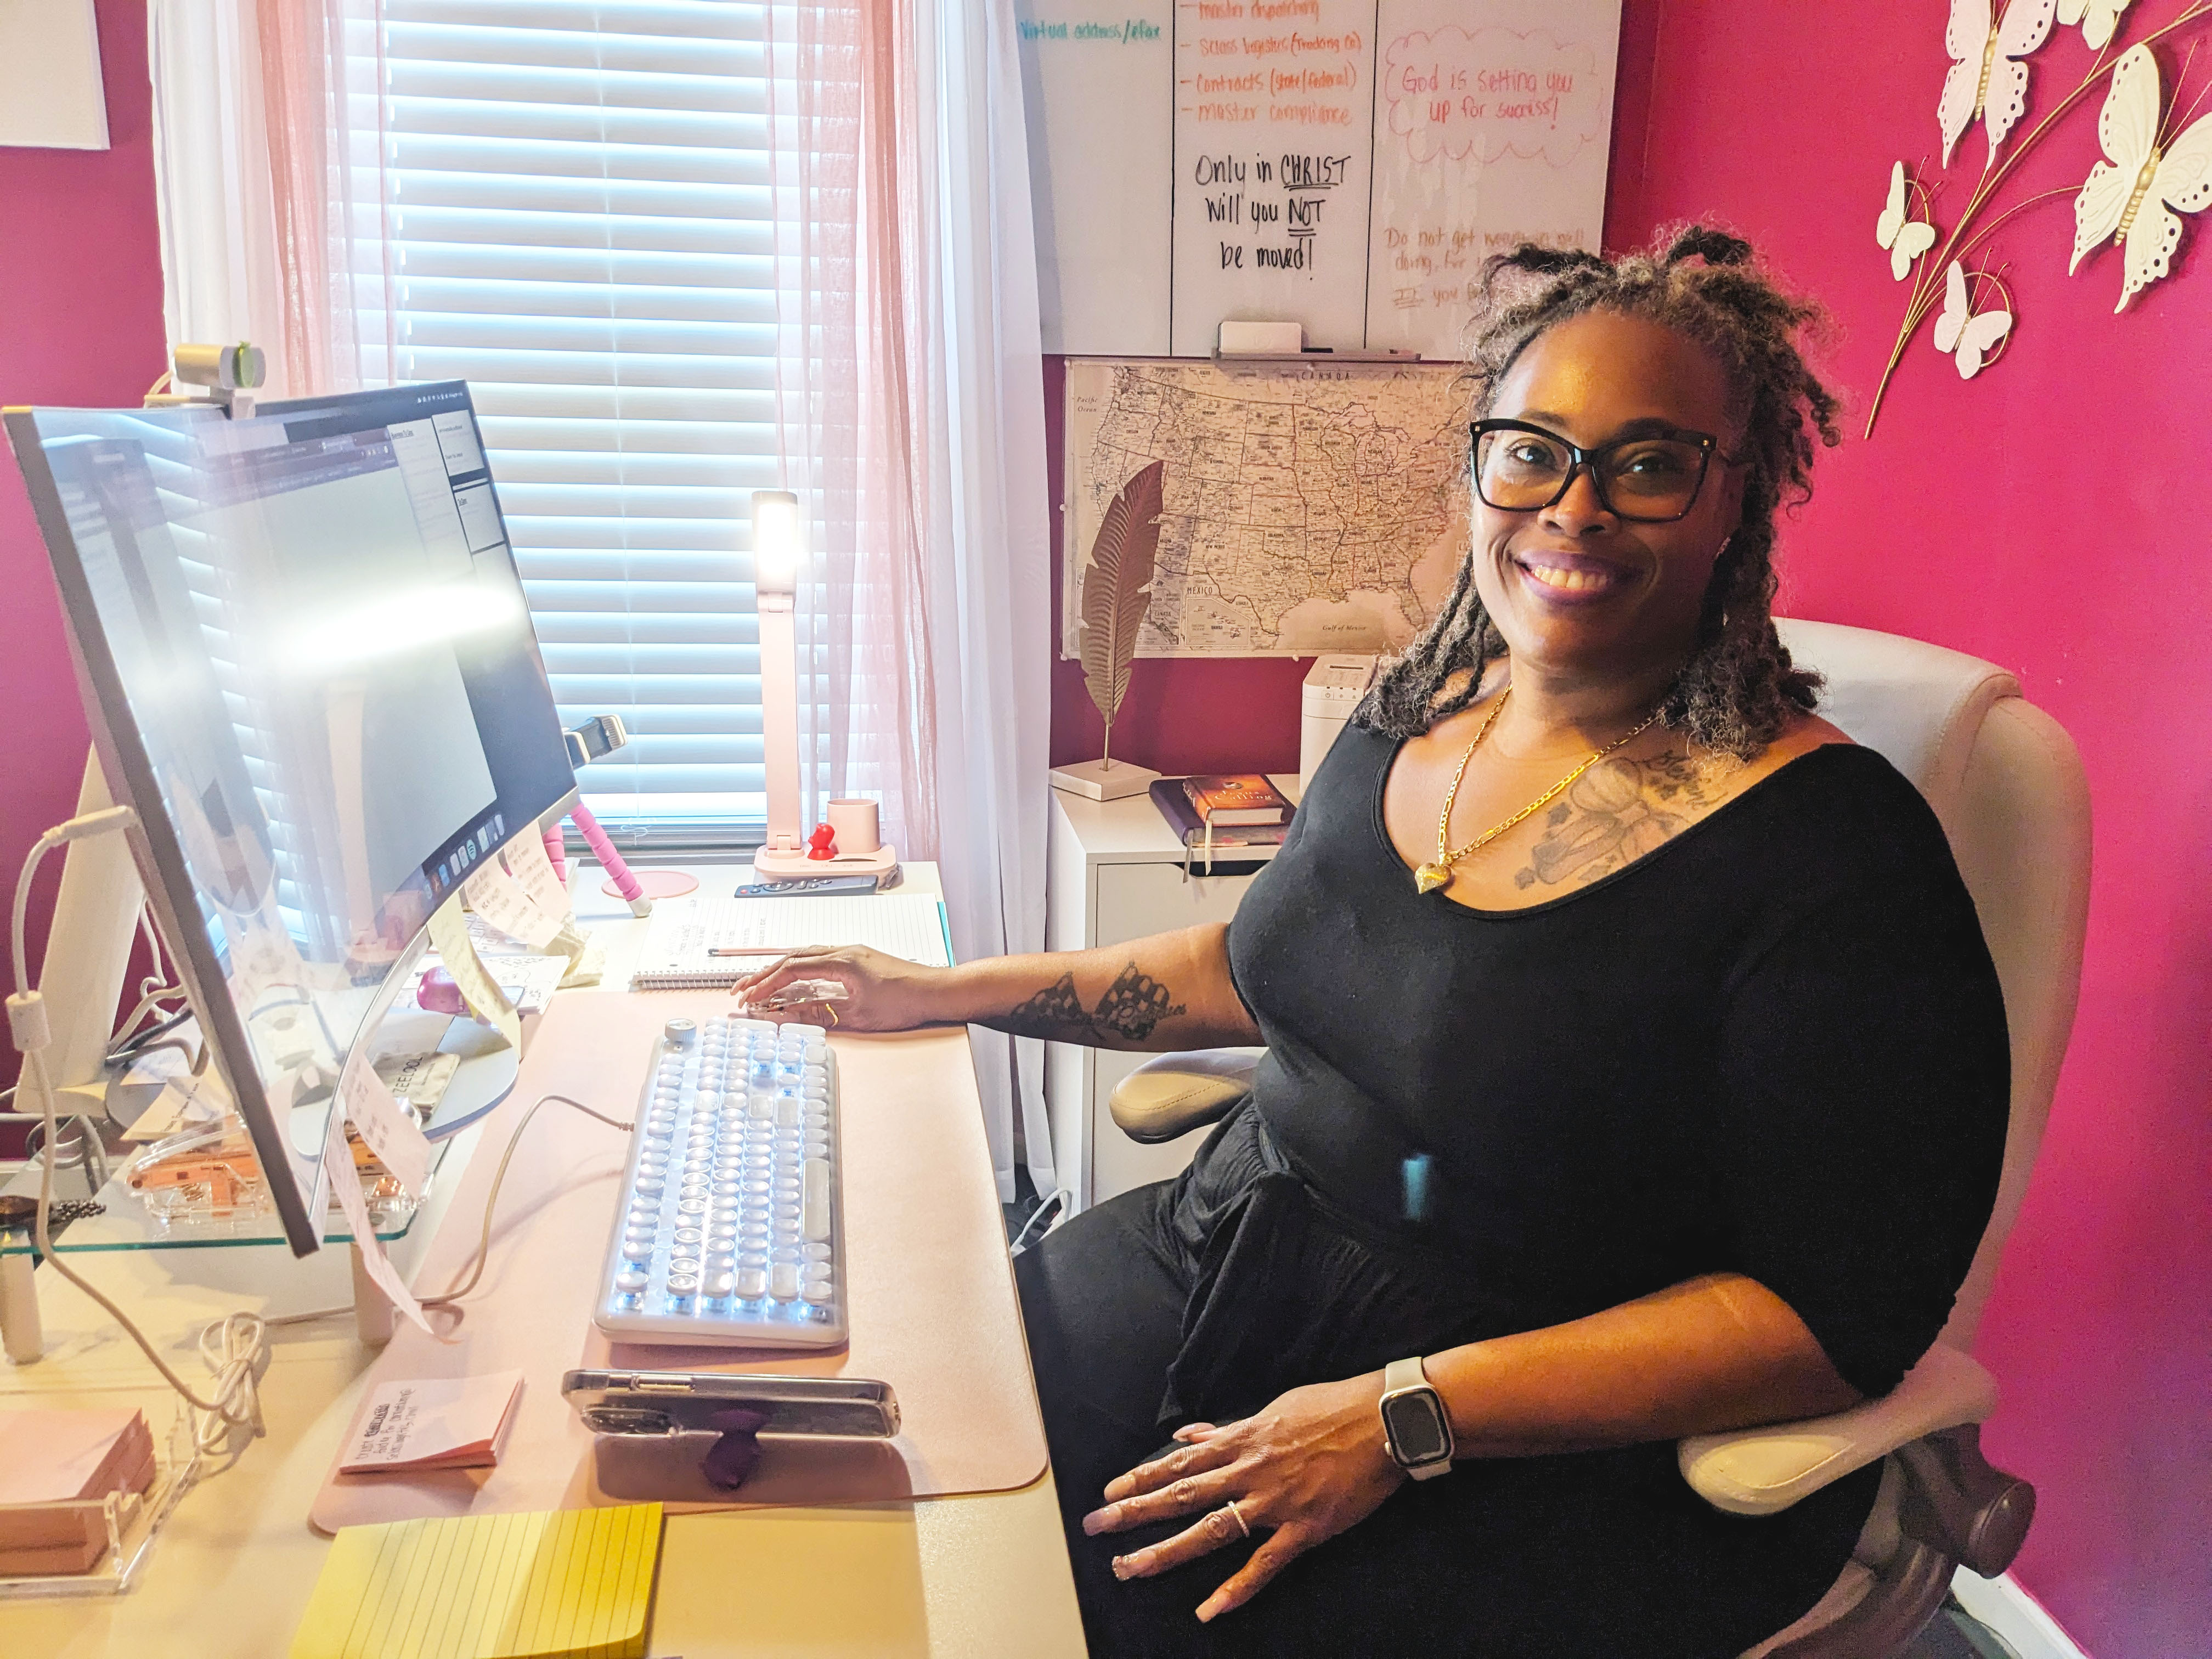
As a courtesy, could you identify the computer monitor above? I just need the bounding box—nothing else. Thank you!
[7,382,574,1255]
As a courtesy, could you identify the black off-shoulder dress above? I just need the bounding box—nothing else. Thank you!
[1014,721,2010,1658]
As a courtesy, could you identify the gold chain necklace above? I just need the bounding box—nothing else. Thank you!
[1412,690,1669,895]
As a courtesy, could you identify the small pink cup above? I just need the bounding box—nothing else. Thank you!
[826,798,880,855]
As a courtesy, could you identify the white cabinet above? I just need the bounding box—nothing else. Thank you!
[1042,784,1288,1212]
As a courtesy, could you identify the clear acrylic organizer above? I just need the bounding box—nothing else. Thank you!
[0,1410,200,1600]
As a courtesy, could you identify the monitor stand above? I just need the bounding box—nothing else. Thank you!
[4,750,523,1357]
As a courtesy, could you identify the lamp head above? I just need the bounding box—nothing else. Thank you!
[749,490,803,597]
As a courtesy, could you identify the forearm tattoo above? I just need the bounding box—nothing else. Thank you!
[998,963,1187,1043]
[1513,750,1734,891]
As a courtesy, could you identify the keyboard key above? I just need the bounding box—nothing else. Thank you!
[804,1160,831,1241]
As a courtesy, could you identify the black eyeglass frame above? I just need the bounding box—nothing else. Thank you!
[1469,418,1739,524]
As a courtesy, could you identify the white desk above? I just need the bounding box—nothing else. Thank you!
[1043,787,1290,1211]
[0,859,1085,1657]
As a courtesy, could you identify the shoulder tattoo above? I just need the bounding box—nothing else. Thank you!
[1513,749,1735,890]
[1001,963,1187,1043]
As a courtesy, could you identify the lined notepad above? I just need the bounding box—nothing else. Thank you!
[629,894,953,989]
[290,1504,662,1659]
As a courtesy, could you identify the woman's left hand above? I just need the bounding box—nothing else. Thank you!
[1080,1372,1408,1622]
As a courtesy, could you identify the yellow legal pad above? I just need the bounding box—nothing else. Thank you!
[290,1504,663,1659]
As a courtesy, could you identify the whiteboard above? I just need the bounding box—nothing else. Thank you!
[1168,0,1377,356]
[1018,2,1175,356]
[1365,0,1621,354]
[1016,0,1619,359]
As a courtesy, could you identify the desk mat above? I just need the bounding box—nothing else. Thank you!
[310,991,1048,1533]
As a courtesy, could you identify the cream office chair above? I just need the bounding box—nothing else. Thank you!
[1108,619,2094,1658]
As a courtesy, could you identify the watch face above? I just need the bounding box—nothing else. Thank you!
[1384,1390,1452,1465]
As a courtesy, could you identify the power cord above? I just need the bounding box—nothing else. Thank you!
[8,807,268,1461]
[420,1092,631,1308]
[7,810,633,1463]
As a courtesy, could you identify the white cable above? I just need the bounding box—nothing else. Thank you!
[6,812,624,1464]
[8,816,264,1451]
[420,1092,630,1308]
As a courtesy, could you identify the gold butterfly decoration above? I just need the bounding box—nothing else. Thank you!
[2068,43,2212,311]
[1864,0,2212,435]
[1877,162,1939,279]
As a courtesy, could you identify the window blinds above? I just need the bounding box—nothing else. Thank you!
[361,1,778,842]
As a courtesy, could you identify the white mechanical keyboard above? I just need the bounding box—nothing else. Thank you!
[591,1015,845,1349]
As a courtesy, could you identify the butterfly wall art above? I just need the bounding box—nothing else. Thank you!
[2060,0,2136,47]
[1878,162,1940,278]
[1861,0,2212,437]
[2068,42,2212,308]
[1933,262,2016,376]
[1940,0,2061,166]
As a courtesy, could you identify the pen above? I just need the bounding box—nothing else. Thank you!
[707,946,785,957]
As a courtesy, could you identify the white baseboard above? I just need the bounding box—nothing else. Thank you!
[1950,1569,2092,1659]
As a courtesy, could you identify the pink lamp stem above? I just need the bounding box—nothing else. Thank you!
[568,801,649,915]
[542,824,568,887]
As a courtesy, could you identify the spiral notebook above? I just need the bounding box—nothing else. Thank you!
[628,894,954,989]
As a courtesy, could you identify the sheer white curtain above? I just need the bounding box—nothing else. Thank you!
[768,0,1055,1198]
[152,0,1057,1198]
[909,0,1057,1200]
[149,0,390,400]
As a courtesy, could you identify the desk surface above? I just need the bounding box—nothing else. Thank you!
[0,860,1085,1657]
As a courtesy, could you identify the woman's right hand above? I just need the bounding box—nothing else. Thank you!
[729,945,953,1032]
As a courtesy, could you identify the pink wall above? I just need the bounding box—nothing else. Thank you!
[0,0,168,1098]
[1051,3,2211,1653]
[1613,6,2210,1655]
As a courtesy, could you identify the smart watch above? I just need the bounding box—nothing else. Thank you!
[1378,1356,1455,1480]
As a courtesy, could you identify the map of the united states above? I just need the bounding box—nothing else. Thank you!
[1062,360,1469,657]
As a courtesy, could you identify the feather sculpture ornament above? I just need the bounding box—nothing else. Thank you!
[1077,460,1166,769]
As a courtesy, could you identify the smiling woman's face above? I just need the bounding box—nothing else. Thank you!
[1472,309,1745,690]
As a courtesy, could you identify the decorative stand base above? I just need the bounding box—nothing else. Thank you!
[1049,758,1160,802]
[751,842,902,881]
[601,868,698,900]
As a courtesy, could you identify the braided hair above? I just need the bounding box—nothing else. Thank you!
[1359,225,1842,758]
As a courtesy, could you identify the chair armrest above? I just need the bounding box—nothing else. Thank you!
[1108,1048,1265,1144]
[1679,1344,1999,1517]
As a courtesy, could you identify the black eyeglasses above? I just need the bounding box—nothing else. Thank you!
[1470,419,1733,524]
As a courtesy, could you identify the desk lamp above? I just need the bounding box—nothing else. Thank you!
[748,490,897,881]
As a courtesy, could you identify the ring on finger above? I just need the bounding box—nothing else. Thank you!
[1226,1498,1250,1539]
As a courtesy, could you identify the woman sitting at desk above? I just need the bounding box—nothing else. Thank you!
[736,229,2009,1658]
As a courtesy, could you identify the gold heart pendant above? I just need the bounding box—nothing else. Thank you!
[1413,862,1452,895]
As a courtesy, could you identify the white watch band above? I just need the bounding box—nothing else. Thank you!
[1380,1355,1454,1479]
[1384,1356,1426,1393]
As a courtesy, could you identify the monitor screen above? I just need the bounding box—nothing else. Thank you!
[8,383,574,1254]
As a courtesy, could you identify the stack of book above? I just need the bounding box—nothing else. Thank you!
[1148,774,1295,871]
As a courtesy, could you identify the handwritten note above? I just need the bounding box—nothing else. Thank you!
[1014,0,1620,359]
[1363,0,1619,355]
[322,1104,432,1334]
[500,829,573,928]
[426,898,521,1051]
[340,1048,432,1200]
[1169,0,1375,354]
[464,855,566,953]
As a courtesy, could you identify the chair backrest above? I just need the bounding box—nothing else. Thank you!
[1775,619,2092,1348]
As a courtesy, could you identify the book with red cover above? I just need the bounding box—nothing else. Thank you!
[1181,774,1291,826]
[1148,780,1293,870]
